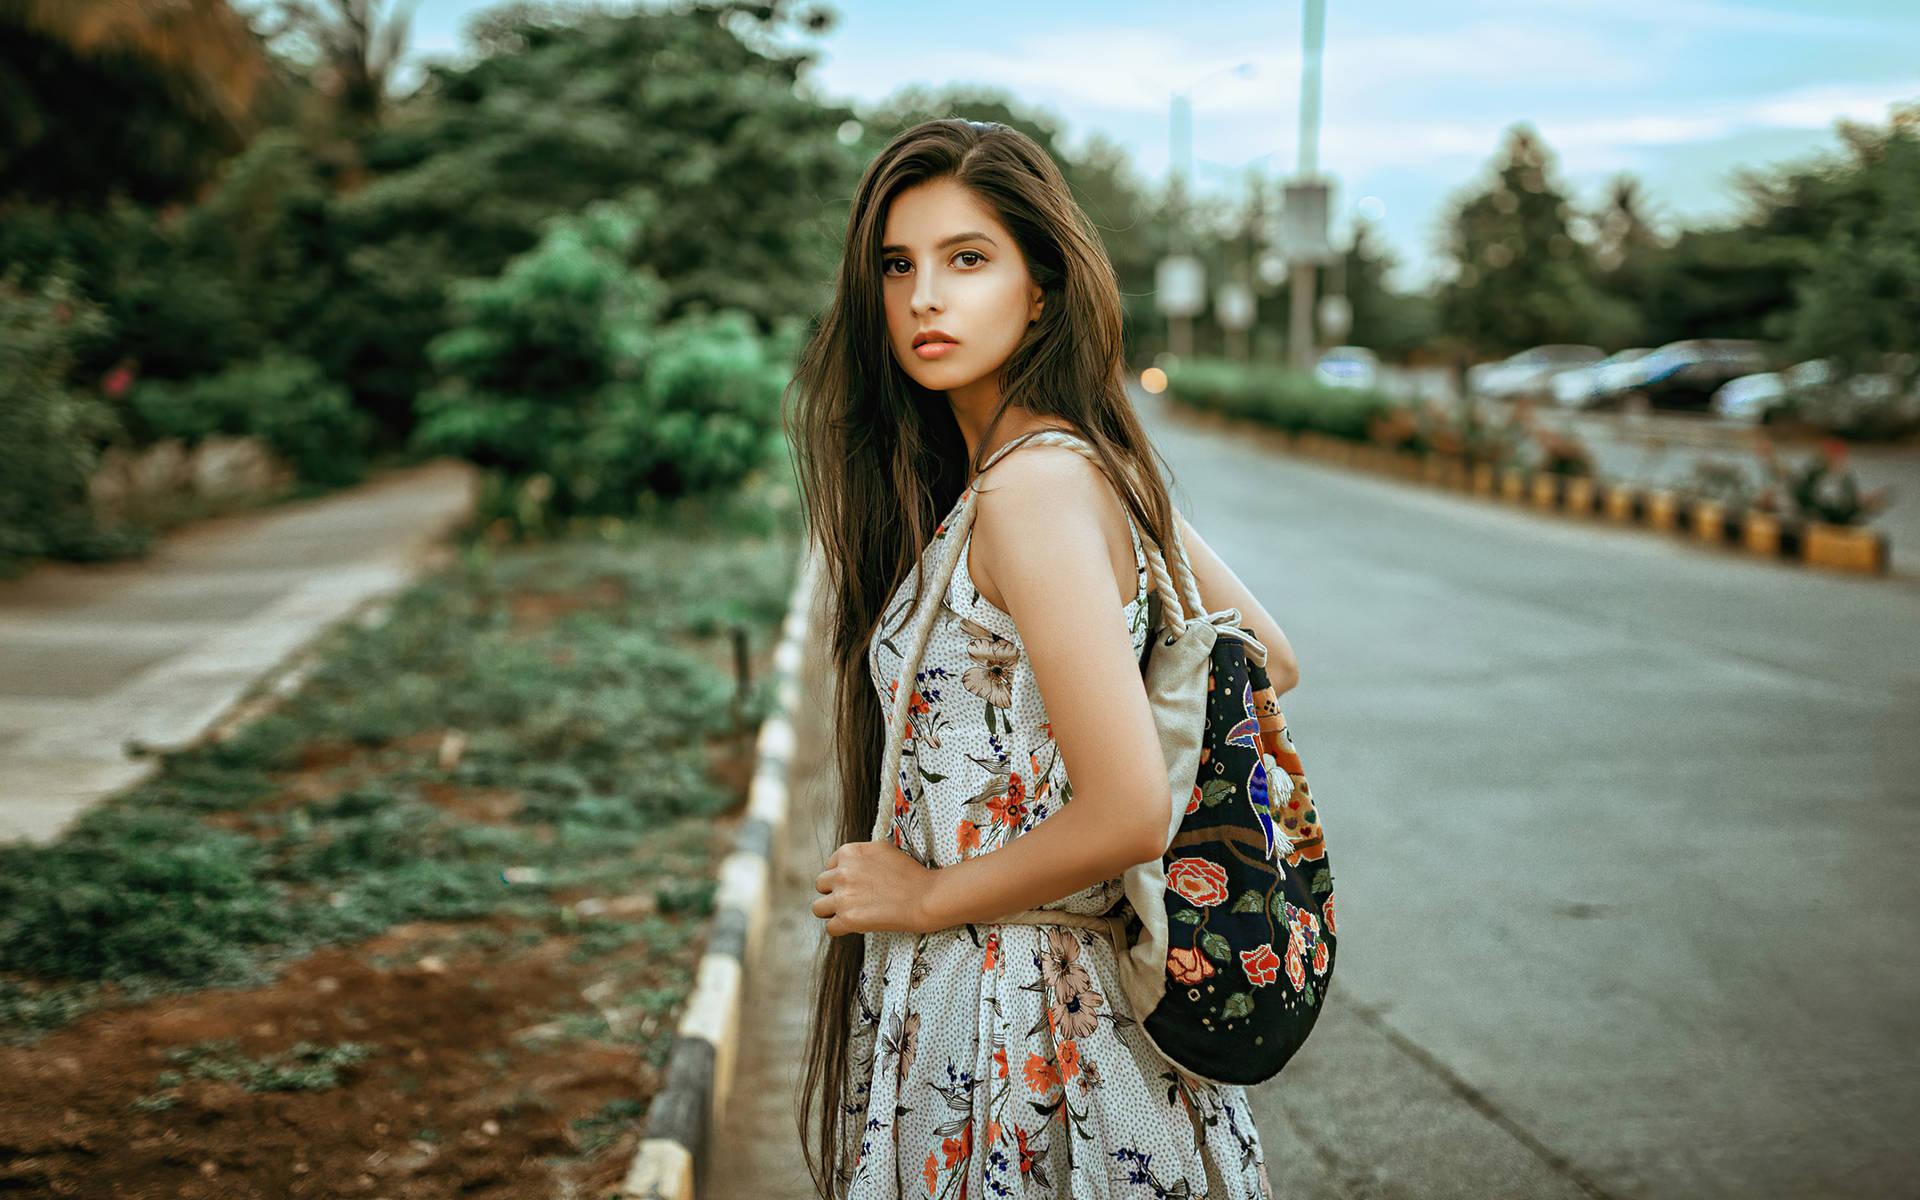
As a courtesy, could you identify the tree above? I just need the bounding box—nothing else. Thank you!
[1776,104,1920,375]
[1435,123,1637,354]
[1587,173,1666,344]
[251,0,418,128]
[0,0,270,205]
[295,0,859,438]
[1341,217,1436,358]
[412,194,790,522]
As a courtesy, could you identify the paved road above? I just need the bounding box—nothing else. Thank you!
[718,393,1920,1197]
[1147,388,1920,1197]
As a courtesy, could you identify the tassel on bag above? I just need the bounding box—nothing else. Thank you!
[871,428,1335,1086]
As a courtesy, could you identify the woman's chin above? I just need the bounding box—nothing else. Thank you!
[906,365,978,392]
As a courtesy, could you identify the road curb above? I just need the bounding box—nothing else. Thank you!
[1178,406,1891,575]
[622,543,819,1200]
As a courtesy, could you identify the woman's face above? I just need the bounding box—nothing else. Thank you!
[880,177,1043,400]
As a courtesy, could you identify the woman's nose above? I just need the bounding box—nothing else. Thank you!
[911,272,942,314]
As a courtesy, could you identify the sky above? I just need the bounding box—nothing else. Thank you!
[402,0,1920,290]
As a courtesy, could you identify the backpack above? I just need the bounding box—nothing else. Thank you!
[871,428,1336,1087]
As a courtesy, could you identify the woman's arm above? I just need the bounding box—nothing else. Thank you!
[917,446,1173,930]
[1172,508,1299,694]
[812,453,1309,937]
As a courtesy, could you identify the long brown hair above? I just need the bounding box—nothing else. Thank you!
[782,116,1182,1197]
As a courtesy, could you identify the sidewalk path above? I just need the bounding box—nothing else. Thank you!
[0,459,478,844]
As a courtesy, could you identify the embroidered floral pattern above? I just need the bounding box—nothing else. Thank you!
[1239,943,1282,988]
[1167,856,1231,908]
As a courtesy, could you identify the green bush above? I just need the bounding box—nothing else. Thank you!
[581,308,793,498]
[412,197,786,532]
[0,269,149,576]
[125,353,374,485]
[0,199,263,386]
[1163,357,1399,441]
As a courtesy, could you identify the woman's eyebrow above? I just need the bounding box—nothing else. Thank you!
[880,231,998,254]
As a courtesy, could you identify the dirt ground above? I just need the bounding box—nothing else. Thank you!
[0,555,781,1199]
[0,813,746,1200]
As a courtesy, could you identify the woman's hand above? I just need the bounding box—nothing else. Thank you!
[811,840,937,937]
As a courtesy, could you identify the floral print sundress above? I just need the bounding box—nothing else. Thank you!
[841,451,1275,1199]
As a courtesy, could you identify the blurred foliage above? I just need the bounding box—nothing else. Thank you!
[1341,217,1440,359]
[322,0,856,436]
[0,270,149,577]
[412,196,795,530]
[0,0,271,206]
[0,130,347,385]
[1586,174,1665,346]
[0,0,853,446]
[126,352,374,485]
[1773,106,1920,379]
[251,0,417,131]
[1162,357,1398,443]
[1437,124,1641,355]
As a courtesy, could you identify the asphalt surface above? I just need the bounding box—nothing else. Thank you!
[1149,388,1920,1197]
[719,389,1920,1198]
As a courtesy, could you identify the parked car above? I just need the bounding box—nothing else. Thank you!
[1468,344,1605,402]
[1551,347,1655,409]
[1771,356,1920,437]
[1710,372,1789,423]
[1625,339,1773,412]
[1314,345,1380,390]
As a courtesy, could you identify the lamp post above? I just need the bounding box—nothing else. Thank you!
[1285,0,1333,371]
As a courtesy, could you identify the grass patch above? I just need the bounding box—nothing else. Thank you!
[0,476,801,1039]
[568,1096,648,1157]
[158,1037,380,1092]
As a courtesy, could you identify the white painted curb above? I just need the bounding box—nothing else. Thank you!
[622,541,818,1199]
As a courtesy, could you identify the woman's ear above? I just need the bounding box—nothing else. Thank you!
[1029,286,1044,325]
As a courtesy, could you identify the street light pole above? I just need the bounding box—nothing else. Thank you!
[1168,91,1194,356]
[1288,0,1327,371]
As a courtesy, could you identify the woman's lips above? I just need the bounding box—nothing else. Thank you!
[914,340,958,359]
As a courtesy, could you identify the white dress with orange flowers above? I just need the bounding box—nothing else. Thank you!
[839,470,1275,1199]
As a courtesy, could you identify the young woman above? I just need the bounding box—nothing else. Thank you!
[786,118,1299,1199]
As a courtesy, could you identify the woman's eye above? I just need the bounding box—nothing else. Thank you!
[883,250,984,275]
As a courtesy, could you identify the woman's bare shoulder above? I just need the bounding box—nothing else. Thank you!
[973,440,1100,499]
[969,445,1133,610]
